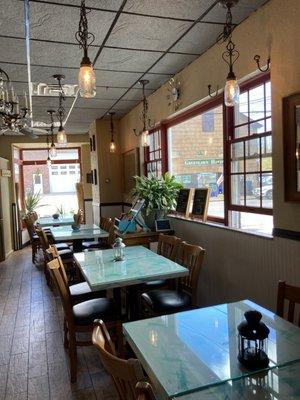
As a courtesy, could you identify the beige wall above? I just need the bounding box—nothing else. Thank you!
[119,0,300,233]
[80,143,92,199]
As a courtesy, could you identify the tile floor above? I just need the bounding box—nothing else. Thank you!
[0,247,118,400]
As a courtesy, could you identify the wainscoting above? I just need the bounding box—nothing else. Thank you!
[170,217,300,312]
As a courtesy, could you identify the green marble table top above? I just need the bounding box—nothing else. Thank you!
[74,245,188,290]
[123,300,300,399]
[50,224,108,240]
[36,214,74,227]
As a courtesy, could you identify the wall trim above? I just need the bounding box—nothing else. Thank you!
[22,240,30,248]
[273,228,300,241]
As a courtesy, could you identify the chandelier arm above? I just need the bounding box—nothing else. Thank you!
[0,68,10,82]
[208,84,219,98]
[75,0,95,56]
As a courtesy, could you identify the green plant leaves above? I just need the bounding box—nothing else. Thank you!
[131,172,183,214]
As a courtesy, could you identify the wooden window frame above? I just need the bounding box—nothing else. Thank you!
[156,72,272,225]
[144,126,168,177]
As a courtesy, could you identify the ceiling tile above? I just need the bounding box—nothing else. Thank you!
[36,0,123,11]
[30,41,98,68]
[203,0,269,24]
[172,23,223,54]
[0,0,24,37]
[150,53,198,75]
[90,87,128,100]
[74,98,115,109]
[132,74,170,90]
[107,13,192,51]
[122,88,155,101]
[97,48,161,72]
[32,96,75,110]
[124,0,216,20]
[0,37,27,64]
[30,2,115,45]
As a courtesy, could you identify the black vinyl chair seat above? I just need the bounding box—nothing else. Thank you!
[33,233,39,241]
[57,249,73,260]
[82,241,101,249]
[55,243,70,250]
[141,289,191,314]
[69,282,105,302]
[140,279,168,289]
[73,298,119,325]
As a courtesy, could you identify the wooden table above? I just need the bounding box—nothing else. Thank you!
[116,230,174,248]
[123,300,300,399]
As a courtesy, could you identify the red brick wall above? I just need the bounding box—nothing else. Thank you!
[23,165,50,194]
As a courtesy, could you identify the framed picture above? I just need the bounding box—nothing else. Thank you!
[122,148,140,195]
[283,92,300,201]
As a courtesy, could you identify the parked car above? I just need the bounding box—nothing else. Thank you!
[253,184,273,199]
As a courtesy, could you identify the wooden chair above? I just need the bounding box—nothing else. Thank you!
[276,281,300,326]
[24,216,40,263]
[141,241,206,316]
[135,382,156,400]
[83,218,116,250]
[48,259,122,383]
[92,319,145,400]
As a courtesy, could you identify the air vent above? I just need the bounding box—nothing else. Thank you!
[31,82,78,97]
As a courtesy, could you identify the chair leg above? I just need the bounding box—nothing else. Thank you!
[69,333,77,383]
[63,319,69,349]
[116,322,124,359]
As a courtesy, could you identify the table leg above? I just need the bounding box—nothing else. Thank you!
[72,239,83,252]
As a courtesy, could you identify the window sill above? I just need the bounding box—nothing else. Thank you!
[168,214,274,240]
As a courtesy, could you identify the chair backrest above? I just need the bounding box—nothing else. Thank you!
[24,216,36,243]
[276,281,300,326]
[177,242,205,306]
[36,228,49,251]
[107,219,116,247]
[135,382,156,400]
[48,258,74,327]
[74,209,84,225]
[46,247,69,286]
[92,320,144,400]
[100,217,111,231]
[157,234,181,261]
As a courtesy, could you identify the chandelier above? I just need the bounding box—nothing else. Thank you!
[54,74,68,146]
[75,0,96,98]
[0,67,30,135]
[208,0,240,107]
[133,80,152,147]
[109,112,116,153]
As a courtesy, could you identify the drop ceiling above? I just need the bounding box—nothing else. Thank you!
[0,0,269,134]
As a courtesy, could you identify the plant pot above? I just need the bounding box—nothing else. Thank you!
[71,223,80,231]
[52,213,60,220]
[142,209,166,231]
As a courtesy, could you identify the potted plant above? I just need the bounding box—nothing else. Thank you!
[23,190,43,215]
[131,173,182,230]
[53,205,64,220]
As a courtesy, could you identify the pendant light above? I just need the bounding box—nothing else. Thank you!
[208,0,240,107]
[48,109,57,157]
[76,0,96,98]
[109,112,116,153]
[46,128,52,167]
[54,74,68,146]
[133,80,151,147]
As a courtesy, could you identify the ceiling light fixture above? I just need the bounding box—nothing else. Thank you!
[47,109,57,158]
[208,0,240,107]
[108,112,116,153]
[133,80,153,147]
[75,0,96,98]
[54,74,68,146]
[254,55,271,72]
[46,126,52,167]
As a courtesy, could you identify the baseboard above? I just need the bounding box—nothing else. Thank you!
[273,228,300,241]
[22,240,30,248]
[5,249,14,258]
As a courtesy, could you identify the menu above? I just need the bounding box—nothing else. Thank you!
[176,189,193,216]
[191,188,210,221]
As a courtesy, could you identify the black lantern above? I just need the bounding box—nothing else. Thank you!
[237,310,270,370]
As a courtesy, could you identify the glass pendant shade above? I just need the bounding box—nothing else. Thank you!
[78,58,96,98]
[224,76,240,107]
[49,143,57,157]
[57,126,67,146]
[109,139,116,153]
[46,156,51,167]
[141,130,149,147]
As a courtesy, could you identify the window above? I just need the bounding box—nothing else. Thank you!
[163,73,272,234]
[228,77,272,234]
[202,110,215,132]
[168,103,224,220]
[145,129,164,178]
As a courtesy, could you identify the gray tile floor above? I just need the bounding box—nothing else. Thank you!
[0,247,118,400]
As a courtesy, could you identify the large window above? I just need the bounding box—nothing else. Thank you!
[159,73,273,234]
[21,148,81,216]
[168,104,224,220]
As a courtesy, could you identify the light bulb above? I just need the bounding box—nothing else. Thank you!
[78,57,96,98]
[57,126,67,146]
[141,130,149,147]
[109,139,116,153]
[224,76,240,107]
[50,143,57,157]
[46,157,51,167]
